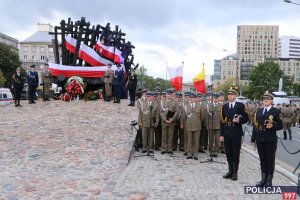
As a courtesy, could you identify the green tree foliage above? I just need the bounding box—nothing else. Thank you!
[249,61,284,100]
[0,43,22,88]
[214,77,236,93]
[136,65,171,91]
[0,69,6,87]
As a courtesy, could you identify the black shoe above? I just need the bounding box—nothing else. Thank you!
[43,99,46,101]
[186,156,192,159]
[28,101,33,104]
[154,147,160,150]
[194,157,198,160]
[46,99,50,101]
[113,100,117,103]
[172,148,177,151]
[223,172,233,179]
[142,150,147,153]
[212,154,218,158]
[283,137,287,140]
[256,173,266,187]
[231,173,238,181]
[161,151,167,154]
[221,150,226,154]
[203,147,207,150]
[199,150,206,153]
[168,151,173,155]
[149,150,154,154]
[183,152,188,156]
[179,148,184,152]
[32,101,36,104]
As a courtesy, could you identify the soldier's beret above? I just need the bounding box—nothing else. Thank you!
[205,92,212,96]
[141,88,148,93]
[166,89,173,94]
[30,64,35,68]
[161,92,166,96]
[262,91,274,99]
[189,93,196,98]
[153,92,158,97]
[176,93,183,97]
[227,87,238,95]
[213,93,219,98]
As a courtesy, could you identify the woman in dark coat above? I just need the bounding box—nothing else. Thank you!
[12,67,24,107]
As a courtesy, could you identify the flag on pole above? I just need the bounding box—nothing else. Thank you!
[167,65,183,91]
[193,64,206,94]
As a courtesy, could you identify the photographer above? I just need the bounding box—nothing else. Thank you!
[27,64,39,104]
[251,91,283,187]
[126,68,137,106]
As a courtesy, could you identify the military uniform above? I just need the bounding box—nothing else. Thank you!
[112,65,123,103]
[292,106,299,126]
[218,91,226,154]
[182,91,190,155]
[251,92,283,187]
[159,90,179,154]
[138,92,159,153]
[41,65,52,101]
[12,68,24,107]
[281,105,293,140]
[205,94,222,157]
[27,65,39,104]
[221,87,249,181]
[181,93,202,159]
[104,65,114,102]
[173,93,184,151]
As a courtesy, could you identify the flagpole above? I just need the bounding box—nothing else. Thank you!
[165,61,168,90]
[182,61,184,93]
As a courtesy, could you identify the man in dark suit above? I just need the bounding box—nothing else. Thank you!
[251,91,283,187]
[220,87,249,181]
[27,64,39,104]
[112,63,124,103]
[126,68,137,106]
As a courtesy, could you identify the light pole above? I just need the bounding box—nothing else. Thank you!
[284,0,300,5]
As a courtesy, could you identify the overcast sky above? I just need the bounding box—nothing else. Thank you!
[1,0,300,82]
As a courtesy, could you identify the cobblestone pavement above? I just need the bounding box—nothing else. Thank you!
[100,147,297,200]
[0,100,137,200]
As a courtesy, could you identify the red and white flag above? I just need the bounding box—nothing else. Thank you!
[95,40,124,63]
[65,35,112,66]
[167,65,183,91]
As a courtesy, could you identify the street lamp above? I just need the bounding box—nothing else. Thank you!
[284,0,300,5]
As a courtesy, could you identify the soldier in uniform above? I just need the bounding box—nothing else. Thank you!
[173,93,184,151]
[41,63,52,101]
[12,67,25,107]
[154,91,163,150]
[27,64,39,104]
[200,92,212,152]
[220,87,249,181]
[251,91,283,187]
[281,104,293,140]
[182,91,190,156]
[218,91,226,154]
[292,104,299,126]
[112,63,123,103]
[138,92,158,154]
[181,92,202,160]
[206,93,222,157]
[159,89,179,154]
[103,63,114,102]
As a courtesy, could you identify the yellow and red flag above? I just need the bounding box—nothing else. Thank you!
[193,64,206,94]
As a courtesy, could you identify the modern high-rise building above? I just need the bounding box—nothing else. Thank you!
[19,23,56,70]
[236,25,279,62]
[278,36,300,59]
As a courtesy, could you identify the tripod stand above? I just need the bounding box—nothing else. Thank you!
[134,151,158,161]
[200,154,226,164]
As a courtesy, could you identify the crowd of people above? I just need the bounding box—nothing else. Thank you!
[136,87,285,187]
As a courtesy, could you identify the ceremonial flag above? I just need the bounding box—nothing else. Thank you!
[193,64,206,94]
[65,35,112,66]
[167,65,183,91]
[95,40,124,63]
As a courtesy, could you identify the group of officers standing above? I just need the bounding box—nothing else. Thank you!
[136,87,283,187]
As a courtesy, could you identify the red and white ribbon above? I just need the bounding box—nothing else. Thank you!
[95,40,124,63]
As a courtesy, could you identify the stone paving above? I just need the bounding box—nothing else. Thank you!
[0,100,298,200]
[0,100,136,200]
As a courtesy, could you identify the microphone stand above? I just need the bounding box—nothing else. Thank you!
[200,98,225,164]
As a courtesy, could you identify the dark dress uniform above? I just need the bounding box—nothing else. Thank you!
[112,66,124,103]
[27,65,39,104]
[12,69,24,107]
[127,71,137,106]
[221,88,249,181]
[251,93,283,187]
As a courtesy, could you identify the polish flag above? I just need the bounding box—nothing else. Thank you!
[65,35,112,66]
[95,40,124,63]
[167,65,183,91]
[193,64,206,94]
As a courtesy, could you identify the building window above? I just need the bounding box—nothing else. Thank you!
[22,47,28,52]
[32,46,36,52]
[32,55,36,60]
[49,48,53,53]
[41,55,45,60]
[23,55,27,60]
[40,47,45,52]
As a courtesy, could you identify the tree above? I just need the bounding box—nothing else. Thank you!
[248,61,283,100]
[0,43,22,88]
[214,77,236,93]
[0,69,6,87]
